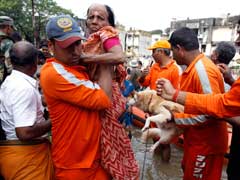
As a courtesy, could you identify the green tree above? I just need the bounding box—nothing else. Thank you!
[0,0,75,45]
[150,29,163,36]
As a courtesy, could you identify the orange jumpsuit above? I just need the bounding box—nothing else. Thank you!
[140,60,181,89]
[40,58,111,180]
[184,77,240,180]
[174,54,228,180]
[185,78,240,117]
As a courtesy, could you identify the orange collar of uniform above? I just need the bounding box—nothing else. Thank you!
[184,53,204,74]
[46,57,55,63]
[157,59,175,69]
[46,57,87,71]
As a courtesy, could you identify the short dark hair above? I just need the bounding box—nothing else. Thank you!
[215,42,236,64]
[169,27,199,51]
[10,41,38,66]
[104,5,115,27]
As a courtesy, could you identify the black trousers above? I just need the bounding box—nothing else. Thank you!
[227,126,240,180]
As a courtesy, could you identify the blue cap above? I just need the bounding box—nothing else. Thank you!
[46,15,85,48]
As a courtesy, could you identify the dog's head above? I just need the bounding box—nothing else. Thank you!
[128,89,156,112]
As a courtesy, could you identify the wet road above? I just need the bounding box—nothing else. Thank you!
[131,127,228,180]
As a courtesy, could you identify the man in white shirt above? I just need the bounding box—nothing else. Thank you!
[0,41,53,180]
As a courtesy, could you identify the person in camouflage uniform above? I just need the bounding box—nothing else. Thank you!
[0,16,15,142]
[0,16,15,85]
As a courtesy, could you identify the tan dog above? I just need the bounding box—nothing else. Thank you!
[129,89,184,152]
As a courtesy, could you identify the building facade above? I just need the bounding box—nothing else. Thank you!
[124,28,152,57]
[170,15,240,56]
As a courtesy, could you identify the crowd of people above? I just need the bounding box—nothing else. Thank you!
[0,3,239,180]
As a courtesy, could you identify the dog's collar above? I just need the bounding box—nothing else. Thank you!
[147,94,153,112]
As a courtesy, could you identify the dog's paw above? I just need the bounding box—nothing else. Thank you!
[141,129,148,143]
[127,98,136,106]
[142,117,151,132]
[141,126,149,132]
[149,141,161,152]
[149,145,157,152]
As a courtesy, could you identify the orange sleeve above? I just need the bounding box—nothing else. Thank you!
[185,78,240,118]
[40,63,111,111]
[171,66,181,89]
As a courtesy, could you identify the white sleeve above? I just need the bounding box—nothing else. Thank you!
[12,87,38,128]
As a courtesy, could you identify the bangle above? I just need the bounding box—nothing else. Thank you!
[172,89,179,102]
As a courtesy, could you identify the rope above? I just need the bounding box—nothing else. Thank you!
[140,128,149,180]
[140,113,151,180]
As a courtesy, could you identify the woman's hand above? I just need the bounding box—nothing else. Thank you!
[80,54,96,64]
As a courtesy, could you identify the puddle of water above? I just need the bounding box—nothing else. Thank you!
[131,127,227,180]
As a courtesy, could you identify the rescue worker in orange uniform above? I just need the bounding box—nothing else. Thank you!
[139,39,181,90]
[156,27,228,180]
[157,69,240,180]
[40,15,112,180]
[139,39,182,162]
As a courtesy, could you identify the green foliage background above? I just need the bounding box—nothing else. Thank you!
[0,0,75,44]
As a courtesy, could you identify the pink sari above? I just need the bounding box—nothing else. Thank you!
[83,26,139,180]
